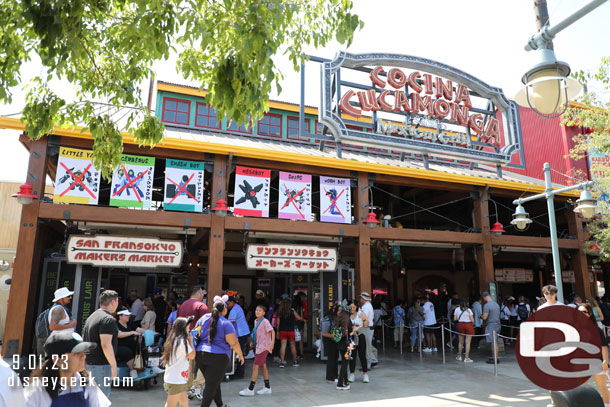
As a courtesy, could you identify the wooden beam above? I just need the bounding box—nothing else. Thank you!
[474,187,494,293]
[224,216,358,237]
[3,137,48,357]
[369,227,482,244]
[39,203,211,228]
[567,213,590,298]
[491,234,580,250]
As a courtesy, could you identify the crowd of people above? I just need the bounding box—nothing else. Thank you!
[6,283,610,406]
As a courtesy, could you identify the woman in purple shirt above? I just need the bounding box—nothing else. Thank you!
[193,296,244,407]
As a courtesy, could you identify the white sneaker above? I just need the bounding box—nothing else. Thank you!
[257,387,272,395]
[464,358,473,363]
[152,366,165,374]
[348,373,355,383]
[433,347,438,352]
[423,347,433,353]
[130,369,139,379]
[456,355,462,361]
[363,373,369,383]
[336,385,351,390]
[239,388,255,397]
[245,350,255,360]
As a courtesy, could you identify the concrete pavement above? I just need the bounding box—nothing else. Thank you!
[108,343,560,407]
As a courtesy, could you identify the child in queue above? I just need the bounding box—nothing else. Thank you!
[162,317,195,407]
[239,304,275,396]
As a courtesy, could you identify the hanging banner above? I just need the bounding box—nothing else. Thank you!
[164,159,204,212]
[246,244,337,272]
[319,177,351,224]
[278,171,312,221]
[53,147,101,205]
[110,154,155,209]
[233,166,270,217]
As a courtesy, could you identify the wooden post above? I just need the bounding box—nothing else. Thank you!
[2,136,47,357]
[355,172,371,295]
[474,187,494,293]
[207,154,227,300]
[567,212,591,298]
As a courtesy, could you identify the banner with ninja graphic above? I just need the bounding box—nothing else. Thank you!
[278,171,311,221]
[233,166,270,217]
[110,154,155,209]
[319,176,351,224]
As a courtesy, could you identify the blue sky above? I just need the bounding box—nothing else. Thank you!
[1,0,609,182]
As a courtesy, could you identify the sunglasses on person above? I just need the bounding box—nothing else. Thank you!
[579,309,591,315]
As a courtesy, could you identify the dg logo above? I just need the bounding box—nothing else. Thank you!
[516,306,602,391]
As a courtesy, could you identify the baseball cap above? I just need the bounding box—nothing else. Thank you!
[117,308,132,316]
[481,291,490,298]
[44,331,96,356]
[256,290,264,296]
[360,292,371,301]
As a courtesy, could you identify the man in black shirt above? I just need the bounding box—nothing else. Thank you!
[152,287,168,336]
[83,290,119,398]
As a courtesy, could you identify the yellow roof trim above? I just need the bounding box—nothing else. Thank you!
[0,116,580,197]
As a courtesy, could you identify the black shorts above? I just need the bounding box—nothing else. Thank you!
[424,325,437,334]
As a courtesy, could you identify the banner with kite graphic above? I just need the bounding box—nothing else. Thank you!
[53,147,101,205]
[278,172,311,221]
[164,159,204,212]
[319,177,351,224]
[110,154,155,209]
[233,166,270,217]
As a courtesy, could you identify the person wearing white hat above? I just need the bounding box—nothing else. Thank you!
[359,292,378,369]
[48,287,77,334]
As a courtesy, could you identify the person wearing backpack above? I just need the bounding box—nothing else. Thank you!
[35,287,76,357]
[516,296,531,325]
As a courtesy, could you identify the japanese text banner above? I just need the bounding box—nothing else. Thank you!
[246,244,337,273]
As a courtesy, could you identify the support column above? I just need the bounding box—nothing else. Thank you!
[567,212,591,298]
[355,172,371,295]
[474,187,494,293]
[2,136,48,357]
[207,154,227,300]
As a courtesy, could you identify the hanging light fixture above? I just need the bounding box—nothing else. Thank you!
[573,189,598,220]
[490,222,506,237]
[363,211,380,229]
[511,204,532,231]
[212,199,230,218]
[12,183,38,205]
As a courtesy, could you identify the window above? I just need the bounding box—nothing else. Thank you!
[162,98,190,125]
[287,116,311,141]
[228,119,252,134]
[257,113,282,138]
[195,103,221,129]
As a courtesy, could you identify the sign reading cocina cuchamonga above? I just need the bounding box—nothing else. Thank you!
[67,235,183,268]
[246,244,337,273]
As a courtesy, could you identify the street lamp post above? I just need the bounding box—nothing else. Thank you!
[512,163,597,304]
[515,0,608,118]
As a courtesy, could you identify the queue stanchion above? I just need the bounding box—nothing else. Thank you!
[493,330,498,376]
[382,322,385,353]
[399,322,403,355]
[441,325,446,364]
[419,323,423,361]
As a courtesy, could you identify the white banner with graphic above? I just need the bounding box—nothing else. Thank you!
[164,159,204,212]
[233,166,271,217]
[319,177,351,223]
[278,172,312,221]
[53,147,101,205]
